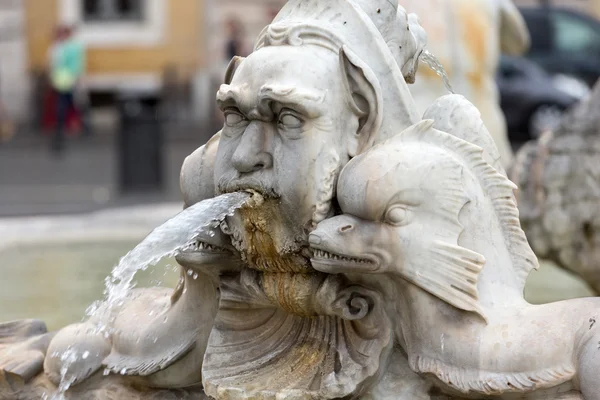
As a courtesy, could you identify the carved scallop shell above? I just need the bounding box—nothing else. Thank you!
[203,271,392,399]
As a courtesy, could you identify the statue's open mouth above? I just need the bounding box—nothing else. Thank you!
[221,182,279,200]
[311,248,376,266]
[176,236,238,269]
[189,239,230,254]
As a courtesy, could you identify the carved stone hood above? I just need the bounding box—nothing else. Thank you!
[255,0,424,152]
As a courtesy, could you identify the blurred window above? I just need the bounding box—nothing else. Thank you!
[82,0,143,22]
[553,12,600,54]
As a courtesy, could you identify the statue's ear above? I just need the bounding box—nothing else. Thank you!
[339,46,383,156]
[180,131,221,208]
[224,56,245,84]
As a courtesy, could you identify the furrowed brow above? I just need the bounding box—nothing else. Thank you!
[258,85,325,118]
[216,84,241,109]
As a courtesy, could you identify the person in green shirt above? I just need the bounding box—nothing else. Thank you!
[49,25,85,153]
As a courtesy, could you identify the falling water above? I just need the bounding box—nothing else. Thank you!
[49,348,78,400]
[86,191,251,322]
[51,192,251,398]
[419,49,455,94]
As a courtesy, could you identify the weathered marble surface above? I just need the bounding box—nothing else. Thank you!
[0,320,207,400]
[512,80,600,294]
[403,0,530,169]
[310,119,600,399]
[2,0,599,399]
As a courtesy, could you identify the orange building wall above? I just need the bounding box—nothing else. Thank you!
[25,0,59,72]
[25,0,205,80]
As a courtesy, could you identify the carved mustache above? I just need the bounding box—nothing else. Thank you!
[217,174,279,198]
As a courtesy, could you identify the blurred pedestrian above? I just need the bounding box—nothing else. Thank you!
[224,18,246,60]
[48,24,86,153]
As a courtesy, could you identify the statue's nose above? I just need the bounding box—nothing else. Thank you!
[309,216,357,246]
[232,122,273,173]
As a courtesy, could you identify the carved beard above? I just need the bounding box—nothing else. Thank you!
[228,198,313,274]
[226,149,343,274]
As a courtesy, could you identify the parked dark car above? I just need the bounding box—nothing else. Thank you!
[497,55,587,142]
[519,7,600,87]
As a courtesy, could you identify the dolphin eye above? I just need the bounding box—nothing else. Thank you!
[384,206,410,226]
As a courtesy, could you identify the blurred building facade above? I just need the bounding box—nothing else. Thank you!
[0,0,28,121]
[5,0,287,129]
[25,0,204,105]
[199,0,286,128]
[204,0,285,65]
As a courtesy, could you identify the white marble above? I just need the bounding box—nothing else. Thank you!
[310,118,600,399]
[2,1,597,399]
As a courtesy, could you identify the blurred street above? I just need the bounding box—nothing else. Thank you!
[0,127,211,216]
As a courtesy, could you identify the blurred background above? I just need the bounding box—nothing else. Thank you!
[0,0,599,328]
[499,0,599,143]
[0,0,598,214]
[0,0,288,216]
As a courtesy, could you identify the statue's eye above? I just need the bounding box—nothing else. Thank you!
[224,109,246,127]
[384,206,410,226]
[278,110,303,129]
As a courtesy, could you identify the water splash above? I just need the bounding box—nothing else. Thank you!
[48,347,78,400]
[57,348,78,393]
[52,192,252,396]
[85,192,251,323]
[419,49,454,94]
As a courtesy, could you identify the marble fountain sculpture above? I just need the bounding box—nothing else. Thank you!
[402,0,530,169]
[1,1,600,399]
[512,79,600,295]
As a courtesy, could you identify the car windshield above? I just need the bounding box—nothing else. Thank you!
[554,12,600,54]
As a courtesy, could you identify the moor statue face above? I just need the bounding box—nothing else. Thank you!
[214,44,369,270]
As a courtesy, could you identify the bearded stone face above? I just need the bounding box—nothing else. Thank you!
[214,44,361,273]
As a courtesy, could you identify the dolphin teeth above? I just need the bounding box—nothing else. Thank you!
[313,248,373,264]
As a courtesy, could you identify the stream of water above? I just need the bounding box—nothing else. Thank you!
[49,191,251,399]
[87,191,250,321]
[419,49,454,94]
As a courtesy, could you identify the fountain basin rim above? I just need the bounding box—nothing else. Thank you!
[0,202,182,252]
